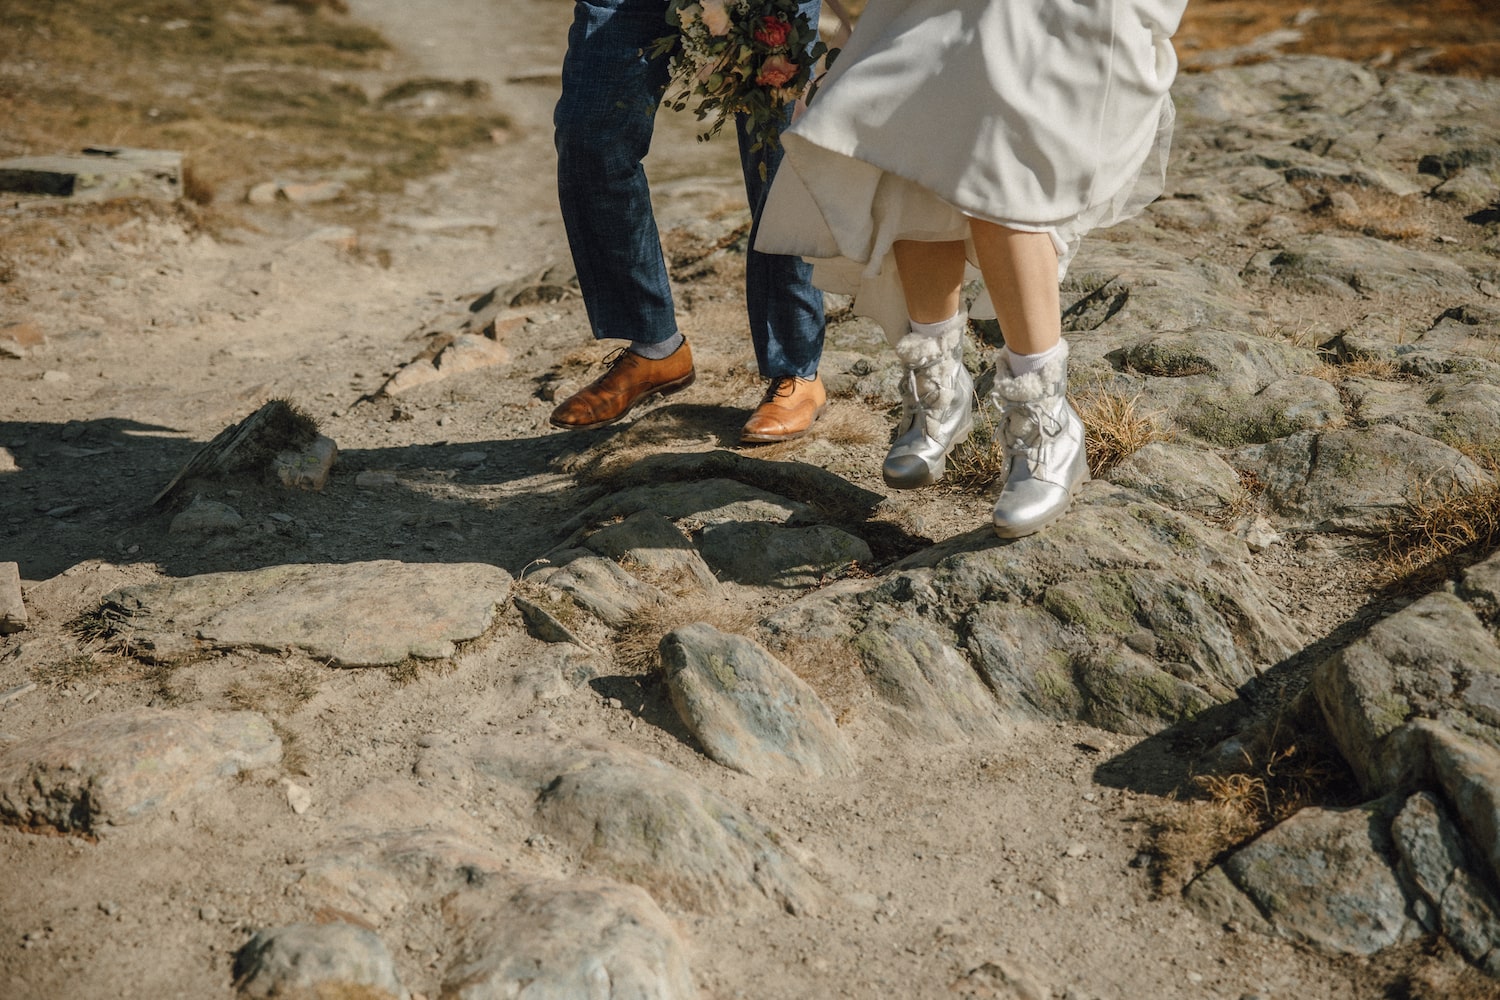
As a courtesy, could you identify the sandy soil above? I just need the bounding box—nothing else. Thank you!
[1,1,1493,998]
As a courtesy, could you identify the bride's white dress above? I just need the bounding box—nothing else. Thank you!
[756,0,1187,342]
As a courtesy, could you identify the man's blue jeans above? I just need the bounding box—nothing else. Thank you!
[555,0,826,380]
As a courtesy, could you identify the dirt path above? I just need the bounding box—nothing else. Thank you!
[4,2,1495,999]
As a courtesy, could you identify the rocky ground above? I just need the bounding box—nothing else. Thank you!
[3,2,1500,999]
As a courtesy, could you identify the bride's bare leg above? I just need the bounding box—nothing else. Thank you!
[968,220,1085,537]
[968,221,1060,356]
[891,239,966,324]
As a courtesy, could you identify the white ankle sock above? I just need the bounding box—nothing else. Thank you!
[908,311,966,340]
[629,332,684,360]
[1006,340,1066,378]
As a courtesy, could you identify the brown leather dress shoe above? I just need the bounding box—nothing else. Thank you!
[549,340,695,429]
[740,374,827,443]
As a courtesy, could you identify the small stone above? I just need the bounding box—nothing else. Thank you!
[274,434,338,491]
[0,561,26,634]
[41,370,71,382]
[200,905,220,922]
[1239,516,1282,552]
[355,470,398,489]
[98,901,119,917]
[246,181,279,205]
[169,498,243,537]
[279,180,346,204]
[1064,843,1088,859]
[284,780,313,815]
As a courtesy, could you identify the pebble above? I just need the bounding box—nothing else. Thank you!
[41,370,71,382]
[98,901,120,917]
[283,780,312,815]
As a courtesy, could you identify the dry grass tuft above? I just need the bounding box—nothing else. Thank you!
[1210,468,1266,529]
[1075,386,1168,478]
[810,402,890,448]
[1255,319,1324,350]
[1302,184,1435,241]
[386,656,456,686]
[944,384,1164,488]
[1147,712,1356,896]
[943,400,1005,491]
[1309,357,1402,384]
[1380,474,1500,593]
[612,593,760,675]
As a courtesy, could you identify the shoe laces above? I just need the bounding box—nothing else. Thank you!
[601,346,638,370]
[760,376,799,403]
[992,396,1064,460]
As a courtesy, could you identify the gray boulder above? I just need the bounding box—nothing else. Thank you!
[1313,590,1500,794]
[1392,791,1500,975]
[441,877,697,1000]
[0,708,279,835]
[1105,442,1245,514]
[659,623,854,780]
[469,738,826,915]
[765,484,1301,736]
[1217,798,1419,956]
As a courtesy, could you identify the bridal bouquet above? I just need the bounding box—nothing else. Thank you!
[651,0,833,158]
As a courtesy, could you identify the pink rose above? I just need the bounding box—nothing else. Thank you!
[753,15,791,47]
[755,53,798,88]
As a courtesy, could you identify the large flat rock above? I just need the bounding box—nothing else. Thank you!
[0,708,280,835]
[99,561,512,666]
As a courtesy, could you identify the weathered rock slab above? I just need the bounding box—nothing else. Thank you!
[233,922,409,1000]
[464,737,826,915]
[659,623,854,780]
[766,484,1301,736]
[1313,591,1500,793]
[530,551,665,627]
[697,521,872,588]
[99,561,512,666]
[1392,791,1500,974]
[1105,443,1244,513]
[0,708,280,835]
[1220,798,1418,956]
[582,511,719,592]
[1256,426,1493,534]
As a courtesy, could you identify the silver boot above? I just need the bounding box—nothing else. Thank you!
[882,323,975,489]
[990,342,1089,537]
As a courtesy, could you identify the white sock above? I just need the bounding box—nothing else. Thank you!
[629,332,684,360]
[908,311,966,340]
[1006,340,1066,378]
